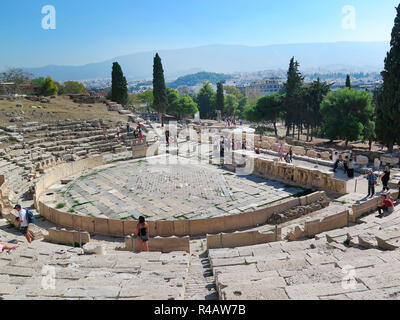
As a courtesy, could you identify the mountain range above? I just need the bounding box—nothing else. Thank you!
[23,42,390,81]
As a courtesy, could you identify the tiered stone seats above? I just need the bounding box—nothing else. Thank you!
[209,235,400,300]
[0,218,189,300]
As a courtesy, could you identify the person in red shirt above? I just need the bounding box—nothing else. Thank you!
[377,194,395,218]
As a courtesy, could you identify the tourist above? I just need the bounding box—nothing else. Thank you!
[278,143,284,162]
[0,242,19,254]
[102,127,108,140]
[220,138,225,158]
[14,205,33,243]
[289,147,293,163]
[138,129,144,143]
[333,152,339,172]
[136,216,149,252]
[366,170,377,198]
[347,158,355,178]
[133,129,138,139]
[116,125,120,140]
[255,147,261,155]
[242,140,246,150]
[380,166,391,192]
[165,130,170,146]
[284,153,291,163]
[344,156,349,174]
[376,194,395,218]
[126,123,131,136]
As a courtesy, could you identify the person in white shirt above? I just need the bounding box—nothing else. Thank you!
[14,205,33,243]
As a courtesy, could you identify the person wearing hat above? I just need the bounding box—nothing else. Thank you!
[366,170,377,198]
[14,205,33,243]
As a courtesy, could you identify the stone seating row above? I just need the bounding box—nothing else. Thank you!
[209,236,400,300]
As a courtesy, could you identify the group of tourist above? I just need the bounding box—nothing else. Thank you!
[332,152,355,178]
[223,117,236,127]
[102,123,144,142]
[366,166,392,198]
[277,143,293,164]
[213,136,245,157]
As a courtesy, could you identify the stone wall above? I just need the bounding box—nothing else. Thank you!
[304,210,349,237]
[124,235,190,253]
[206,229,280,249]
[45,227,90,246]
[252,156,347,194]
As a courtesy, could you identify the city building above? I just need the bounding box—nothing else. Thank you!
[239,78,283,99]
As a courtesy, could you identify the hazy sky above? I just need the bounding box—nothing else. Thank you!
[0,0,398,70]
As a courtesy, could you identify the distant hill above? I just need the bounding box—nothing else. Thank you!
[167,72,233,89]
[23,42,390,81]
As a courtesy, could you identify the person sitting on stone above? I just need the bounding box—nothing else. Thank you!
[0,242,19,254]
[376,194,395,218]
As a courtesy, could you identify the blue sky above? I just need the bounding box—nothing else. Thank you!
[0,0,398,70]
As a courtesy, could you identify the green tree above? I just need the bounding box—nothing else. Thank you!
[153,53,168,125]
[320,88,374,146]
[224,85,244,101]
[60,81,87,95]
[216,82,225,114]
[166,88,198,119]
[111,62,128,105]
[345,75,351,89]
[243,94,284,137]
[237,96,249,118]
[283,57,304,137]
[196,82,216,119]
[224,94,238,118]
[138,90,154,112]
[39,76,58,96]
[375,5,400,152]
[302,79,331,141]
[177,94,198,119]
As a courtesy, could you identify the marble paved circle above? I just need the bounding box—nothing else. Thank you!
[54,157,304,221]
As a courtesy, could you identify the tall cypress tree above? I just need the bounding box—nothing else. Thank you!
[283,57,304,137]
[216,82,225,115]
[111,62,128,105]
[345,75,351,88]
[376,5,400,152]
[153,53,168,126]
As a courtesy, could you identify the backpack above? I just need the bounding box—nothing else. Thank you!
[26,209,35,224]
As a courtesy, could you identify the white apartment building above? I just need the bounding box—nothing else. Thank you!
[239,78,283,99]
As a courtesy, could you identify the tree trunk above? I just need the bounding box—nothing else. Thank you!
[286,125,290,137]
[292,124,295,138]
[306,125,310,142]
[387,142,394,153]
[310,126,314,142]
[297,124,301,141]
[273,122,278,137]
[369,140,373,151]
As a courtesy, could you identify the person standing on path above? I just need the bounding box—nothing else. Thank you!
[366,170,378,198]
[278,143,284,162]
[380,166,391,192]
[14,205,33,243]
[136,216,149,252]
